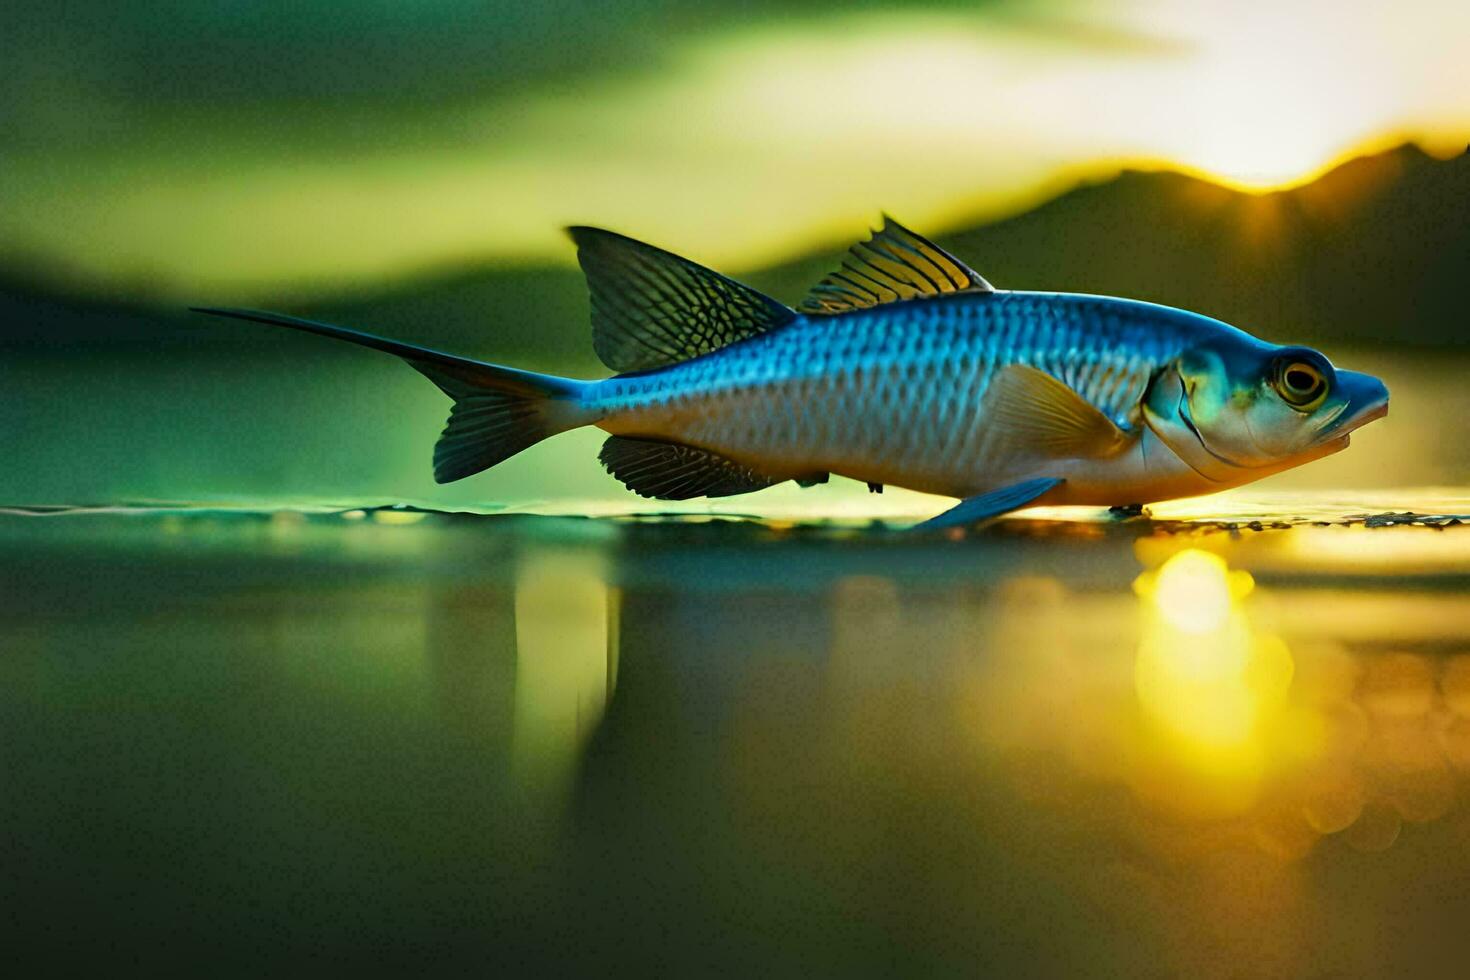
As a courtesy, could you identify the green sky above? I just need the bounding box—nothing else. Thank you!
[3,0,1467,300]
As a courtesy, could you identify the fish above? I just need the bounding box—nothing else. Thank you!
[193,217,1390,528]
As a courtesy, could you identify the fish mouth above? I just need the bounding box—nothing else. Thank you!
[1347,399,1389,429]
[1318,398,1388,449]
[1315,370,1390,450]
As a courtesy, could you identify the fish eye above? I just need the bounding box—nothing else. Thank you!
[1273,358,1327,410]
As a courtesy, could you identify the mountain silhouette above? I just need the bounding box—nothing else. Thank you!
[2,144,1465,364]
[763,143,1468,352]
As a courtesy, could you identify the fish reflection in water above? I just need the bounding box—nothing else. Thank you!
[490,528,1470,862]
[510,549,618,799]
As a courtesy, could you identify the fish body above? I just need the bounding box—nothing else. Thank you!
[591,290,1215,502]
[195,218,1389,527]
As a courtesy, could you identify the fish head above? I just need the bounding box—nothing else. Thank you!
[1143,338,1389,482]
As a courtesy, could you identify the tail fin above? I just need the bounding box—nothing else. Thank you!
[191,308,592,483]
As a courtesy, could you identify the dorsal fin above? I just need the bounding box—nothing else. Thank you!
[799,215,994,315]
[599,436,785,500]
[569,227,796,373]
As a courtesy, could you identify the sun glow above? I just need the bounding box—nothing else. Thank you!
[3,1,1467,296]
[1121,1,1414,191]
[1167,131,1390,194]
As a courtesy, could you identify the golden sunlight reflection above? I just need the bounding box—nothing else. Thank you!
[1135,548,1254,634]
[511,550,619,799]
[1132,550,1292,812]
[922,542,1470,857]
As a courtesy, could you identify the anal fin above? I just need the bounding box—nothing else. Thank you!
[600,436,785,500]
[914,477,1063,531]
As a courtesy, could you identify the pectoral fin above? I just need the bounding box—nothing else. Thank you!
[985,364,1129,460]
[913,477,1063,531]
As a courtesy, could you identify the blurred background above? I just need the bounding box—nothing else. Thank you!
[3,0,1468,511]
[7,4,1470,974]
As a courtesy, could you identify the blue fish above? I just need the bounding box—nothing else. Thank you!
[195,218,1389,527]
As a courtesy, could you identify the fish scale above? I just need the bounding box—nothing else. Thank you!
[588,291,1194,495]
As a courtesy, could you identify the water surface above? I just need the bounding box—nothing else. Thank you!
[7,345,1470,971]
[4,503,1470,974]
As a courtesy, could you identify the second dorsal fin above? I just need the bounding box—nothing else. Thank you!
[799,216,994,315]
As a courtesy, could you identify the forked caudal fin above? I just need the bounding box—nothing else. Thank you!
[190,308,593,483]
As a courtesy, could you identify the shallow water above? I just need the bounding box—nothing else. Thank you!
[7,344,1470,970]
[4,502,1470,974]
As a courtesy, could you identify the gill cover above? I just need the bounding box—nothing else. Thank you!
[1144,339,1388,481]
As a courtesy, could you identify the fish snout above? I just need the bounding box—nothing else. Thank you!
[1330,369,1389,439]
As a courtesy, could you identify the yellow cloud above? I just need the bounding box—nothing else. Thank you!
[3,0,1467,299]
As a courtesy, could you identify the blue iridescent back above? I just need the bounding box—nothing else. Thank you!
[589,291,1226,494]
